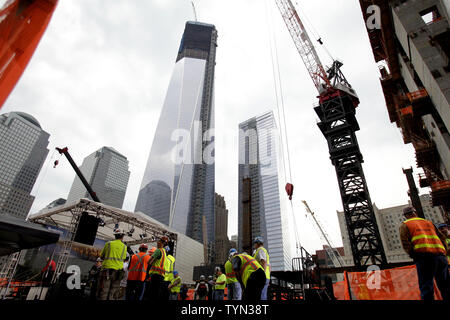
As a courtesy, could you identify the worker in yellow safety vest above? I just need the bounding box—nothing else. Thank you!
[225,248,242,300]
[253,236,271,300]
[212,266,226,300]
[168,270,181,300]
[98,228,128,300]
[399,207,449,300]
[437,223,450,265]
[231,253,266,301]
[144,236,169,301]
[163,246,176,300]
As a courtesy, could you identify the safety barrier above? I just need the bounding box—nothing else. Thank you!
[333,265,443,300]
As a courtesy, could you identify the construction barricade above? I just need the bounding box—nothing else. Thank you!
[333,265,443,300]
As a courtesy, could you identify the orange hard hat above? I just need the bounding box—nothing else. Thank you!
[149,247,157,254]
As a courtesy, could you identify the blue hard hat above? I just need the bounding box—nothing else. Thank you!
[437,223,448,229]
[229,248,237,255]
[253,236,264,244]
[173,271,178,276]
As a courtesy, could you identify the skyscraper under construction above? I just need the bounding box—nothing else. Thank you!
[135,21,217,247]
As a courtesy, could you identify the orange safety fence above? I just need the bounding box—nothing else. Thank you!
[185,287,228,300]
[0,0,58,109]
[333,265,443,300]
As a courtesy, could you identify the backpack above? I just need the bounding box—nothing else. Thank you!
[197,282,207,296]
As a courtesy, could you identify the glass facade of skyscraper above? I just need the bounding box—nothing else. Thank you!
[238,111,292,271]
[135,21,217,245]
[0,112,49,219]
[66,146,130,209]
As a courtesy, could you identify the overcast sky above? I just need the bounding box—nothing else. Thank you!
[2,0,419,255]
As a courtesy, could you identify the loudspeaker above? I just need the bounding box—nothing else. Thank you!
[73,212,100,246]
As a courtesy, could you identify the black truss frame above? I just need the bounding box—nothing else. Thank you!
[314,92,387,269]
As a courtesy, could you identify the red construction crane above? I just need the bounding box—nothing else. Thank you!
[274,0,387,268]
[274,0,359,104]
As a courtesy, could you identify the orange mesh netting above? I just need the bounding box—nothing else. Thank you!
[333,265,443,300]
[0,0,58,109]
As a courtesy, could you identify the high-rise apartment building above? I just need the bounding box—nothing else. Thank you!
[66,147,130,208]
[238,111,292,271]
[135,21,217,245]
[0,112,49,219]
[338,194,446,265]
[359,0,450,219]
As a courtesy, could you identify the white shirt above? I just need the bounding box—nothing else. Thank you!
[120,262,129,287]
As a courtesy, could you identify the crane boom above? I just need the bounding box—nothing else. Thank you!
[55,147,101,203]
[302,200,344,268]
[274,0,330,92]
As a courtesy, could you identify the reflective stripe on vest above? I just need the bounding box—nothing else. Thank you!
[150,248,166,276]
[171,277,182,293]
[238,254,262,288]
[225,260,237,284]
[128,253,149,281]
[164,255,175,281]
[102,240,127,270]
[254,247,270,279]
[404,218,446,255]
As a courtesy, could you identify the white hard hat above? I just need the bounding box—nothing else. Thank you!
[113,228,125,235]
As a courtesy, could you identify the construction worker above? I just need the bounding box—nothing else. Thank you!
[116,254,129,300]
[253,236,271,300]
[437,223,450,264]
[194,275,208,300]
[232,253,266,301]
[145,236,168,300]
[98,228,128,300]
[399,207,450,300]
[88,258,102,300]
[207,275,214,300]
[225,248,242,300]
[168,270,182,300]
[162,245,176,300]
[212,266,226,300]
[126,244,150,301]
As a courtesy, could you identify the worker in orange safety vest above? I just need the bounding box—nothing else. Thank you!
[399,206,449,300]
[126,243,150,301]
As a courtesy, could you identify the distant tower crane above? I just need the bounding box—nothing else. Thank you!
[274,0,387,268]
[302,200,344,268]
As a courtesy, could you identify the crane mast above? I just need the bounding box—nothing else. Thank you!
[274,0,387,268]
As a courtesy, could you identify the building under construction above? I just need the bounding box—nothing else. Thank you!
[359,0,450,221]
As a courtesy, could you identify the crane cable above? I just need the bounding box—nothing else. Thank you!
[264,0,301,257]
[29,148,57,216]
[293,0,335,63]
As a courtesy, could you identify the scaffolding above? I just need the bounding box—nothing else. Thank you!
[0,199,178,291]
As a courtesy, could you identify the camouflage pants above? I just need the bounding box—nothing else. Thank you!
[98,269,123,300]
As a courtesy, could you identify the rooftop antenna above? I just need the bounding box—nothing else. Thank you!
[191,1,198,21]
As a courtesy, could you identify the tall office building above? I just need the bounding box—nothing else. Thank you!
[214,193,230,264]
[66,147,130,208]
[238,111,292,271]
[0,112,49,219]
[359,0,450,220]
[338,194,446,265]
[135,21,217,245]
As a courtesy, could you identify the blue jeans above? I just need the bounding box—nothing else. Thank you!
[261,278,270,300]
[213,290,224,300]
[227,282,242,300]
[414,254,450,301]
